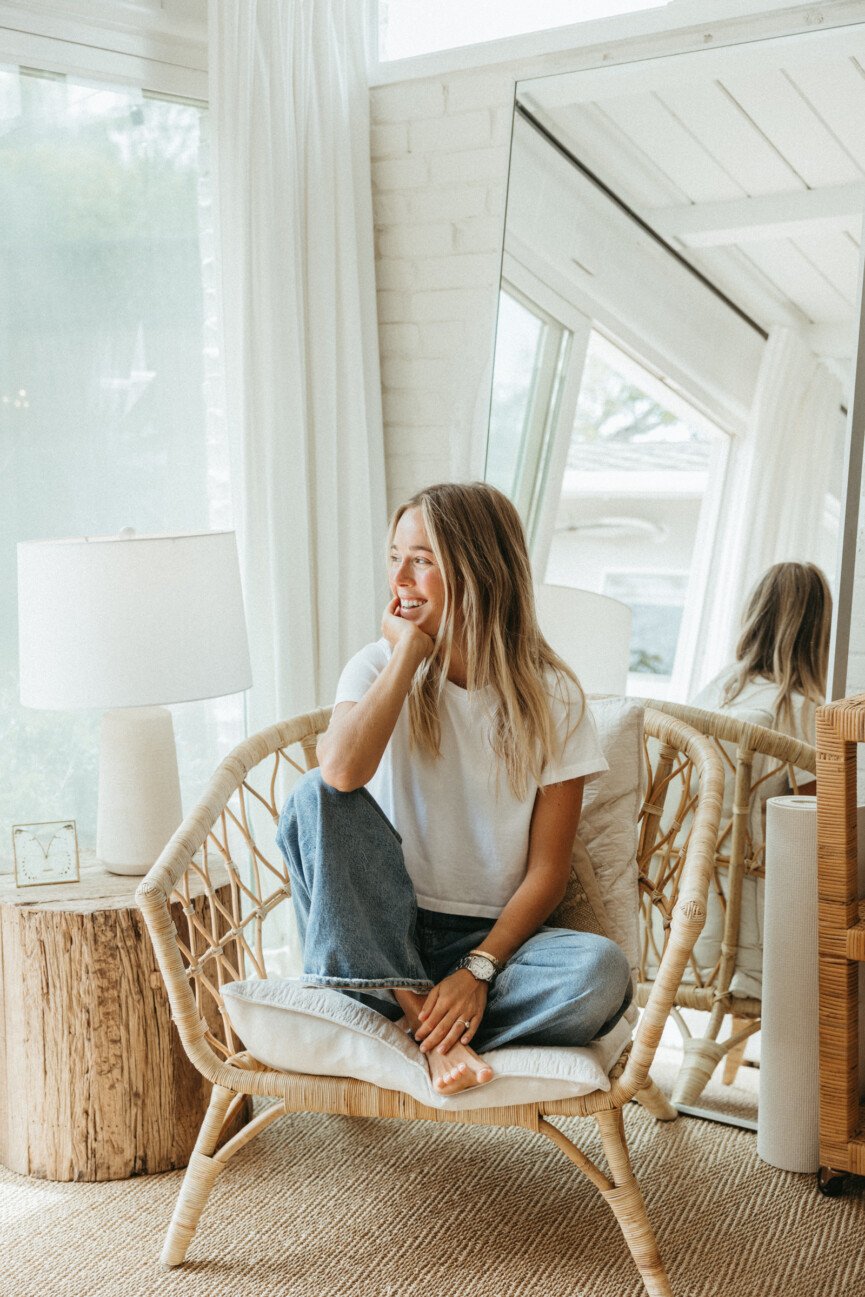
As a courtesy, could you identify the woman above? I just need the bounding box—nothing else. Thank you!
[687,561,831,998]
[692,560,831,783]
[277,482,631,1096]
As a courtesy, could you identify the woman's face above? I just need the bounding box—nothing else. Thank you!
[388,507,447,640]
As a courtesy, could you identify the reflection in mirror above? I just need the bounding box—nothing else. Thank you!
[487,28,862,701]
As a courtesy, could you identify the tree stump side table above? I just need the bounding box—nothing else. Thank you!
[0,857,250,1181]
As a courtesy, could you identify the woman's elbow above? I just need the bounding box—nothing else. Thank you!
[317,756,367,793]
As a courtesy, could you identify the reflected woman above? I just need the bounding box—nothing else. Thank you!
[685,562,831,997]
[692,560,832,784]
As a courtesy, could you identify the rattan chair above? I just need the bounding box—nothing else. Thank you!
[136,704,722,1297]
[638,698,816,1106]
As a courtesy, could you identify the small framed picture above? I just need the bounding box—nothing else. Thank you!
[12,820,80,888]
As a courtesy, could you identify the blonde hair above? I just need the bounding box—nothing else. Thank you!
[723,561,832,727]
[388,481,584,800]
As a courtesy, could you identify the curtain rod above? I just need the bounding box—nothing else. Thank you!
[514,101,768,342]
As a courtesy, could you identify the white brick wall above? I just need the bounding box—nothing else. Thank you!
[370,67,516,510]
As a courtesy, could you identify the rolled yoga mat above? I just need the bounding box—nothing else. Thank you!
[758,795,818,1173]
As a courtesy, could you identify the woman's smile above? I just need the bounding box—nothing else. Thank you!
[389,508,445,634]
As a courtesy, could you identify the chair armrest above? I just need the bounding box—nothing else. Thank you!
[136,706,331,1085]
[616,711,724,1100]
[641,696,816,774]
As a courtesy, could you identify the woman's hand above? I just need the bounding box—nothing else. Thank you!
[381,595,434,660]
[413,969,488,1054]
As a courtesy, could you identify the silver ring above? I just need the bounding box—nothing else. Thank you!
[463,1019,472,1031]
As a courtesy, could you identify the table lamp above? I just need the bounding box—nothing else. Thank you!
[534,583,632,695]
[17,529,252,876]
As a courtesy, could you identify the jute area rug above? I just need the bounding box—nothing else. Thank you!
[2,1086,864,1297]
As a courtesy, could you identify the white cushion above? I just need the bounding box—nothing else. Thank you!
[579,697,644,972]
[222,978,632,1110]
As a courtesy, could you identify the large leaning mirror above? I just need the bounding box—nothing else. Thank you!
[487,24,864,703]
[485,23,865,1129]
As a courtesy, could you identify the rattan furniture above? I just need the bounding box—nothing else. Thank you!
[640,699,816,1106]
[136,704,722,1297]
[815,694,865,1195]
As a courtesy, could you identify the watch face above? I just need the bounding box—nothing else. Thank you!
[12,821,80,887]
[464,954,496,982]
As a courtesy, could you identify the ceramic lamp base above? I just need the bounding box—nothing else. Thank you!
[96,706,183,876]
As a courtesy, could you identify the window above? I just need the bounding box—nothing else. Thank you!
[487,286,570,541]
[2,67,241,859]
[379,0,669,62]
[544,332,727,697]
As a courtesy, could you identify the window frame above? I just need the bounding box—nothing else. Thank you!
[0,8,207,101]
[372,0,672,75]
[367,1,848,85]
[494,258,595,572]
[488,281,572,535]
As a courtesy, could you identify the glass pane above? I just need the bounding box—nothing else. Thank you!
[2,69,241,861]
[602,572,688,676]
[486,291,545,497]
[380,0,669,61]
[545,333,718,687]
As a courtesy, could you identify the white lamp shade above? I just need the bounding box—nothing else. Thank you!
[18,530,252,709]
[535,583,632,696]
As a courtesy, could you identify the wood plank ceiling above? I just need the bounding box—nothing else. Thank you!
[519,27,865,381]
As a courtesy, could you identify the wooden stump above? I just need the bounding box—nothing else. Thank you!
[0,860,249,1181]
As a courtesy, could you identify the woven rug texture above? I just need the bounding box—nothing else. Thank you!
[2,1093,864,1297]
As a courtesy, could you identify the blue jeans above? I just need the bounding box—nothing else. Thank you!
[276,770,632,1052]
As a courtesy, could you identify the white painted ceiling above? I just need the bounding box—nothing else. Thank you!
[518,23,865,375]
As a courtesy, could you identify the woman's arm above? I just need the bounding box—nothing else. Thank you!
[478,775,585,963]
[317,600,432,792]
[414,776,585,1054]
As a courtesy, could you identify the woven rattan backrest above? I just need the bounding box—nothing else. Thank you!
[637,697,816,1001]
[137,704,721,1089]
[137,708,331,1069]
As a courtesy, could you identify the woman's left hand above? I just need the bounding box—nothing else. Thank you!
[414,970,488,1054]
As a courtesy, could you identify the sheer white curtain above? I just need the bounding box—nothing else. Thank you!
[210,0,386,735]
[693,327,843,689]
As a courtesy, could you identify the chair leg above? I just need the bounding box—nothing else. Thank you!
[161,1085,235,1267]
[633,1078,678,1122]
[539,1113,672,1297]
[161,1087,287,1267]
[596,1110,673,1297]
[722,1016,750,1085]
[671,1037,726,1105]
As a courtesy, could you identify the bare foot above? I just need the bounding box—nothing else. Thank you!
[425,1041,494,1094]
[394,989,494,1095]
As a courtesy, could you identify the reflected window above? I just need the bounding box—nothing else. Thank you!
[602,572,688,677]
[1,68,241,860]
[545,332,726,696]
[487,286,570,533]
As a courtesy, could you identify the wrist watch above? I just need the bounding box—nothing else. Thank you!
[456,950,502,984]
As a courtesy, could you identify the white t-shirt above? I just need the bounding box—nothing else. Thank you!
[691,670,816,825]
[333,639,608,919]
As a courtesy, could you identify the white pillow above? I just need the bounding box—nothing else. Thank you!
[579,697,644,972]
[222,978,632,1111]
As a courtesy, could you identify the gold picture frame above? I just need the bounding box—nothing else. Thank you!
[12,820,80,888]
